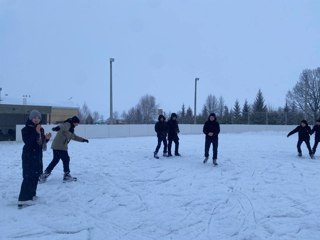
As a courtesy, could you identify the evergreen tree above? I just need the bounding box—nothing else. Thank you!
[233,100,242,124]
[185,106,193,124]
[242,100,250,124]
[251,89,267,124]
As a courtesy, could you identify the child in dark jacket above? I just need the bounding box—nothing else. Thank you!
[18,110,51,208]
[287,119,314,158]
[311,118,320,155]
[167,113,180,156]
[203,113,220,165]
[153,115,168,159]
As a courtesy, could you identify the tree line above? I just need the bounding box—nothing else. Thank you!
[79,67,320,125]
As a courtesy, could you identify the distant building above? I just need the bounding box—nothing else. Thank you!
[0,103,78,141]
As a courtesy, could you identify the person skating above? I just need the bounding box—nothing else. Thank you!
[39,116,89,182]
[203,113,220,165]
[167,113,180,157]
[311,118,320,155]
[287,120,314,159]
[153,115,168,159]
[18,110,51,208]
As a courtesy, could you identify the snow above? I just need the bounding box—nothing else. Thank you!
[1,132,320,240]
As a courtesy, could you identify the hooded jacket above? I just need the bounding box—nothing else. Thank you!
[155,115,168,138]
[203,113,220,139]
[51,119,85,151]
[167,113,180,138]
[287,120,311,141]
[21,120,46,178]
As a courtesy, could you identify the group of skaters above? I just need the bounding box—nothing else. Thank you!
[18,110,89,208]
[287,118,320,158]
[154,112,220,165]
[18,109,320,208]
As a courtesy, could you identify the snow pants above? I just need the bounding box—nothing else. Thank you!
[45,150,71,174]
[155,136,168,154]
[297,139,313,155]
[312,138,320,154]
[168,135,179,155]
[18,177,38,201]
[205,137,218,160]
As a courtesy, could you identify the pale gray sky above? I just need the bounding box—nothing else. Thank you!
[0,0,319,118]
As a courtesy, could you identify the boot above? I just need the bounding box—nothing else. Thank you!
[39,171,50,183]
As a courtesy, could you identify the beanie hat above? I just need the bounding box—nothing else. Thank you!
[71,116,80,123]
[171,113,177,118]
[29,110,42,120]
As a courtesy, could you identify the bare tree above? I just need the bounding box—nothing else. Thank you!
[287,68,320,123]
[205,94,218,114]
[136,94,158,123]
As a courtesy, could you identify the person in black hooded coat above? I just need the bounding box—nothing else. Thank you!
[18,110,51,208]
[167,113,180,156]
[203,113,220,165]
[153,115,168,158]
[287,119,314,158]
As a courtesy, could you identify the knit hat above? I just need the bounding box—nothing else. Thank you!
[71,116,80,123]
[29,110,42,120]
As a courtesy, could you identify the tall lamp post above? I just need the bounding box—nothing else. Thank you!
[109,58,115,124]
[194,77,199,124]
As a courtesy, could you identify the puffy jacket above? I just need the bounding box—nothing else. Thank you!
[203,114,220,139]
[51,121,84,151]
[287,125,311,141]
[155,115,168,138]
[21,120,43,178]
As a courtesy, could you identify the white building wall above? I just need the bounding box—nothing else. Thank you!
[15,124,295,142]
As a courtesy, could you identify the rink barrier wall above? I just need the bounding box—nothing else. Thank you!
[15,124,295,142]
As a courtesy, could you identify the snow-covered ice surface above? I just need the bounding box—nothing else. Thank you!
[1,132,320,240]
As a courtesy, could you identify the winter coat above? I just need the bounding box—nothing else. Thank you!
[203,116,220,139]
[51,120,85,151]
[287,125,311,141]
[311,125,320,141]
[167,118,180,139]
[21,120,46,178]
[155,120,168,138]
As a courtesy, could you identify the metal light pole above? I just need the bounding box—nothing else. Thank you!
[109,58,115,124]
[194,77,199,124]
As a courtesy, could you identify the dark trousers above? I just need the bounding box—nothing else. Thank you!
[168,136,179,155]
[18,177,38,201]
[297,139,313,155]
[312,139,320,154]
[205,138,218,159]
[45,150,70,174]
[155,137,167,153]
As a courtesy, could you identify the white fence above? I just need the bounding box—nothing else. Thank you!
[15,124,295,142]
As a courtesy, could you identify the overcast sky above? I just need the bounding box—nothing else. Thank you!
[0,0,319,118]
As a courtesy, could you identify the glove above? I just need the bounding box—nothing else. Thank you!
[83,139,89,143]
[52,126,60,132]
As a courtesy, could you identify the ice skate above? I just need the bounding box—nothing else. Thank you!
[154,152,159,159]
[203,157,208,163]
[63,173,77,182]
[17,200,35,209]
[213,159,218,166]
[39,171,50,183]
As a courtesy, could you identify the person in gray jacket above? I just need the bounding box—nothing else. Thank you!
[39,116,88,182]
